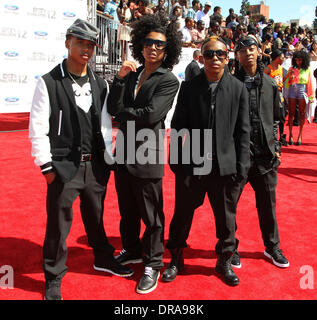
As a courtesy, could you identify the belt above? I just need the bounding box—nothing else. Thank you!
[81,153,92,162]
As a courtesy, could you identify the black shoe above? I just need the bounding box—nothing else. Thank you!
[288,137,294,145]
[313,118,317,124]
[94,255,134,277]
[280,134,288,146]
[231,250,241,269]
[44,279,62,300]
[162,248,184,282]
[114,249,143,265]
[136,267,160,294]
[264,248,289,268]
[215,253,240,286]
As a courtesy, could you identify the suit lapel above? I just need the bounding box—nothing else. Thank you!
[132,67,144,102]
[133,66,167,103]
[60,60,80,115]
[197,71,212,128]
[87,67,101,115]
[215,72,231,129]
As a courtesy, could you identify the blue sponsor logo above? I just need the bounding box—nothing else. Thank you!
[178,72,185,80]
[5,97,19,103]
[4,4,19,11]
[34,31,48,37]
[4,51,19,57]
[63,12,76,18]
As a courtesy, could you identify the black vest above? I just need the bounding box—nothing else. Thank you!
[43,59,108,182]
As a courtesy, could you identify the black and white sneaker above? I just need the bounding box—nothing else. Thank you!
[264,248,289,268]
[231,250,242,269]
[115,249,143,265]
[136,267,160,294]
[94,256,134,277]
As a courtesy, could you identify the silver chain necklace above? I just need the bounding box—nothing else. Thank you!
[68,72,89,87]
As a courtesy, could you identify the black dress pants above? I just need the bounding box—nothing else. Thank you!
[166,166,240,254]
[237,165,280,251]
[114,167,165,269]
[43,159,114,281]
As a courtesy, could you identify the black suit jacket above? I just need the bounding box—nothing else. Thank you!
[107,65,180,178]
[170,69,250,178]
[256,73,281,157]
[185,60,201,81]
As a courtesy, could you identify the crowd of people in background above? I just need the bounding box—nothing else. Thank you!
[97,0,317,140]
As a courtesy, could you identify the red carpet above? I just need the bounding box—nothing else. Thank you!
[0,122,317,301]
[0,113,29,132]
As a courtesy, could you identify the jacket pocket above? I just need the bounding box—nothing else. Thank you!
[51,147,71,157]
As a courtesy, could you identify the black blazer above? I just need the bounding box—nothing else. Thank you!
[185,60,201,81]
[107,65,180,179]
[170,69,250,178]
[257,74,281,157]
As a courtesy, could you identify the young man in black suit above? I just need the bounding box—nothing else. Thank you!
[233,36,289,268]
[107,15,182,294]
[29,19,133,300]
[162,36,250,286]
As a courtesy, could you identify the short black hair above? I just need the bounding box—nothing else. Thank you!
[130,14,182,69]
[192,0,200,6]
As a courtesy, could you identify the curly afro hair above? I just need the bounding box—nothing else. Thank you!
[130,14,182,69]
[292,49,311,70]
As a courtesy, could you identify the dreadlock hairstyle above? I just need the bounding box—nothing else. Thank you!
[234,36,265,90]
[130,13,182,69]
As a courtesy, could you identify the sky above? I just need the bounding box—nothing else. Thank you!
[199,0,316,25]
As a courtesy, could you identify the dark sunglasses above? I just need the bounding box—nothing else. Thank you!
[142,38,167,50]
[203,49,228,59]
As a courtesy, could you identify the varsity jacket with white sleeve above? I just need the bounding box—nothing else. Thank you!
[29,59,113,183]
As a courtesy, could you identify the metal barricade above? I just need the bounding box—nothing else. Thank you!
[95,13,128,84]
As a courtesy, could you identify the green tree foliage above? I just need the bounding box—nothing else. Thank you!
[240,0,250,17]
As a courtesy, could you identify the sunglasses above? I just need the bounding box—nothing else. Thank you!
[142,38,167,50]
[203,49,228,60]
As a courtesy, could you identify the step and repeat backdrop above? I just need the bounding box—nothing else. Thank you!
[0,0,87,113]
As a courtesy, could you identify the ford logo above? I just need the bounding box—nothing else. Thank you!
[34,31,48,37]
[4,5,19,11]
[4,51,19,57]
[63,12,76,18]
[5,97,19,103]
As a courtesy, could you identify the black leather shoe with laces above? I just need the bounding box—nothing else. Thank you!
[114,249,143,265]
[162,248,184,282]
[136,267,160,294]
[215,253,240,286]
[264,248,289,268]
[94,255,134,277]
[44,279,62,300]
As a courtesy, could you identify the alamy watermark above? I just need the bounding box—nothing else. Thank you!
[105,121,213,176]
[299,265,314,290]
[0,265,14,289]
